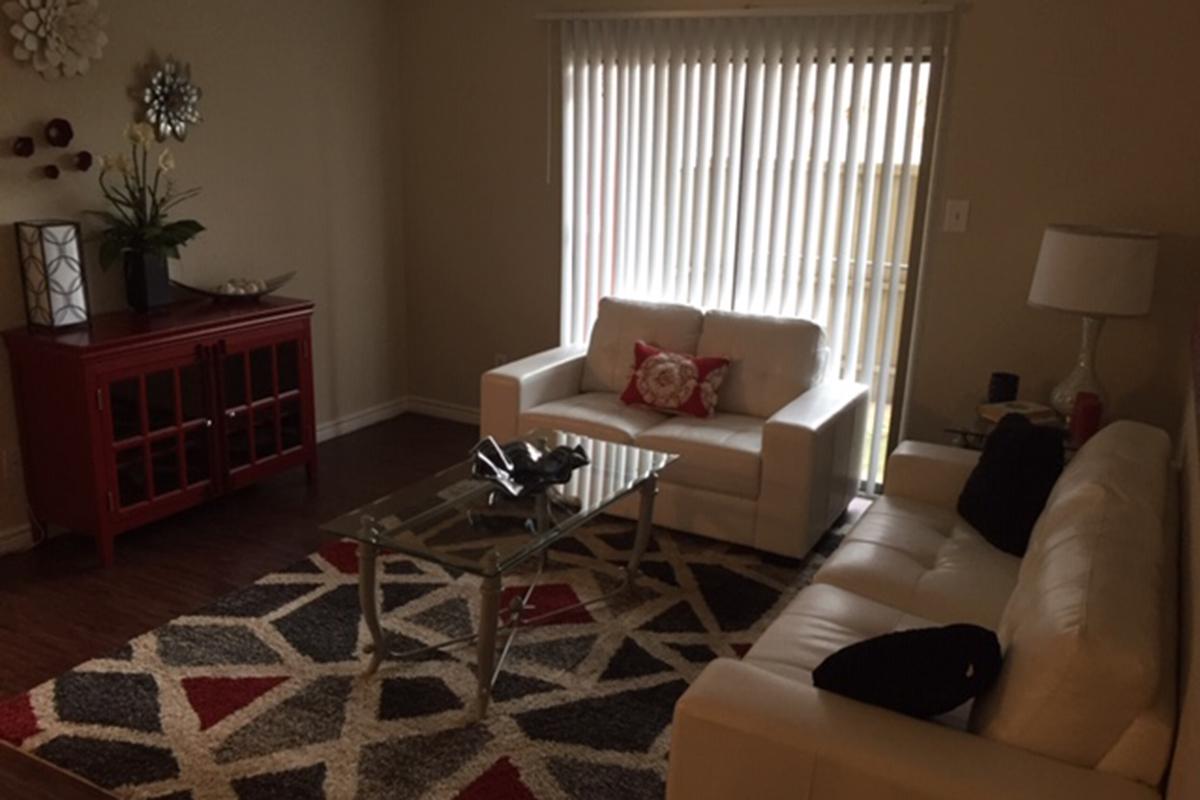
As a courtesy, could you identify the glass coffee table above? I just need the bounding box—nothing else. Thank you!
[320,430,677,718]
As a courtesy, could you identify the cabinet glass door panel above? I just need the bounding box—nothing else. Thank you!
[280,396,303,451]
[223,352,247,410]
[115,445,148,507]
[179,363,205,422]
[110,378,142,441]
[220,333,308,481]
[184,427,211,485]
[226,413,251,469]
[104,349,216,518]
[277,341,299,393]
[145,369,176,432]
[151,437,181,495]
[252,404,279,460]
[250,347,274,401]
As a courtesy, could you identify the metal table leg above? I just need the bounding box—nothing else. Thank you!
[358,541,384,675]
[474,550,501,720]
[624,473,658,585]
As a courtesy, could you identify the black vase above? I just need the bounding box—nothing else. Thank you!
[123,250,171,312]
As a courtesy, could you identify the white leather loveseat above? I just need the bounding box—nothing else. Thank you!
[480,297,869,558]
[668,421,1178,800]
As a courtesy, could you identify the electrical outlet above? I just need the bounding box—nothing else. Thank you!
[493,353,509,367]
[943,198,970,233]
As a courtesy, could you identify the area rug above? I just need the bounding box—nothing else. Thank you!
[0,517,845,800]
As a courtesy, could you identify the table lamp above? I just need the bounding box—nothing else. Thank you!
[1028,224,1158,416]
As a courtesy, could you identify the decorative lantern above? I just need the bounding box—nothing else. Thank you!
[14,220,90,329]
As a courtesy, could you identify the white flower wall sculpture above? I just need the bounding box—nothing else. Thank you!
[3,0,108,79]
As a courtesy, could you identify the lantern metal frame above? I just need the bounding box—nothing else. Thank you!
[14,219,92,330]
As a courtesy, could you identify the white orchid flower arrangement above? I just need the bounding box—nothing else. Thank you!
[91,122,204,268]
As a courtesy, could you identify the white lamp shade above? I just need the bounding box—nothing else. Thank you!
[1028,224,1158,316]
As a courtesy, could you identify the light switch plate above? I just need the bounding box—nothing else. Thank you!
[944,198,970,233]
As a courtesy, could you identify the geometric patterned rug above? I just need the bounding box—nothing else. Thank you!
[0,516,845,799]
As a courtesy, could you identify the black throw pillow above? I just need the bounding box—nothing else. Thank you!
[812,624,1002,719]
[957,413,1064,556]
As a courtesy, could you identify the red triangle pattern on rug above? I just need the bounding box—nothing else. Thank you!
[0,693,39,746]
[500,583,594,626]
[182,676,289,731]
[454,756,537,800]
[317,540,360,574]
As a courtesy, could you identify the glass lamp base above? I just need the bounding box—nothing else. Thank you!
[1050,365,1105,417]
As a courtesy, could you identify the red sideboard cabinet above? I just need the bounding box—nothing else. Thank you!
[2,297,317,565]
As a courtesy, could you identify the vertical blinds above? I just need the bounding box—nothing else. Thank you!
[560,11,948,488]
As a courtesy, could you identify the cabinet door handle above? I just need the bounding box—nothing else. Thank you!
[226,409,238,419]
[205,418,214,428]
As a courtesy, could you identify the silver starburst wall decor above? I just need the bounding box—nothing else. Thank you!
[3,0,108,79]
[144,58,202,142]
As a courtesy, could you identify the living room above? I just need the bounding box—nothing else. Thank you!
[1,1,1198,798]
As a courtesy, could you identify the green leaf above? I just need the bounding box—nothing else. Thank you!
[164,219,205,237]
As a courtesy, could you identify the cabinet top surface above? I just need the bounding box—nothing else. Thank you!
[2,296,313,352]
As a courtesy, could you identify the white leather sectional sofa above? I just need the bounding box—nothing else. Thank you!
[480,297,869,558]
[668,421,1177,800]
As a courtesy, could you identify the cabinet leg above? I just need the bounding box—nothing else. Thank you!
[305,455,319,492]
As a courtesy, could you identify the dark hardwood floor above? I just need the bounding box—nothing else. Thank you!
[0,413,478,800]
[0,413,478,696]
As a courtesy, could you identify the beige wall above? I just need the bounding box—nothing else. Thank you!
[398,0,1200,441]
[0,0,404,531]
[903,0,1200,442]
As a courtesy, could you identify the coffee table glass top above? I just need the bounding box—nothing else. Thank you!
[320,430,676,577]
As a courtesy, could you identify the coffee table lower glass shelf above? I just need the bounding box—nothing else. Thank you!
[319,430,677,719]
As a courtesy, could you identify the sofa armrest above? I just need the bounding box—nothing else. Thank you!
[757,381,869,556]
[479,345,587,441]
[667,659,1155,800]
[884,441,980,510]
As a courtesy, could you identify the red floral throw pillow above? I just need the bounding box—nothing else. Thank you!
[620,340,730,418]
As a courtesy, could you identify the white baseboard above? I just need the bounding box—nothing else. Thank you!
[405,396,481,426]
[315,398,409,443]
[0,522,34,556]
[315,395,479,443]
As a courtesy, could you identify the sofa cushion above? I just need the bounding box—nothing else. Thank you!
[635,414,763,499]
[1043,420,1170,523]
[745,583,936,686]
[970,421,1172,784]
[697,310,825,418]
[520,392,664,444]
[814,496,1021,629]
[581,297,705,394]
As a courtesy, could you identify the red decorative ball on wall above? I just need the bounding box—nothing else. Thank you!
[44,118,74,148]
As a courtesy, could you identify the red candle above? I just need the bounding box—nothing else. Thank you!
[1070,392,1103,447]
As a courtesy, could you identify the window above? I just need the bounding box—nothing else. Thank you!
[559,11,948,489]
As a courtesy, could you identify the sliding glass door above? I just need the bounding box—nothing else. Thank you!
[559,11,948,489]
